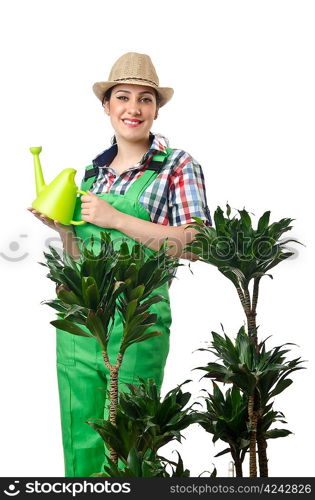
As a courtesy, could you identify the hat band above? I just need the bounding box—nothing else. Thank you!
[113,77,158,87]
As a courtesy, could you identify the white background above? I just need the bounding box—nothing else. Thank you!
[0,0,314,478]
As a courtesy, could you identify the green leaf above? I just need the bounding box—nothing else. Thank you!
[57,289,83,306]
[42,299,70,313]
[239,209,252,231]
[129,285,145,301]
[51,319,91,337]
[214,447,231,458]
[257,211,270,233]
[82,276,100,309]
[125,299,138,322]
[62,268,82,296]
[191,216,205,226]
[86,311,108,349]
[265,428,293,439]
[120,330,163,353]
[213,206,227,235]
[269,379,293,399]
[136,295,166,314]
[127,448,141,476]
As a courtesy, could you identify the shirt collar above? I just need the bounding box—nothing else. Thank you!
[92,133,169,168]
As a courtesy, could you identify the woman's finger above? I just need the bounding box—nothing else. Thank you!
[80,195,91,202]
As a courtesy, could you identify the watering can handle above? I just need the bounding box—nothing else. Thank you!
[70,189,88,225]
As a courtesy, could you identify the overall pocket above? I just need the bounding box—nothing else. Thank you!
[56,327,76,366]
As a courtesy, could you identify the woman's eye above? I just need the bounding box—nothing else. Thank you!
[116,96,152,102]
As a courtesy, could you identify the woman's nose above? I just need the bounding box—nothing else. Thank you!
[126,99,141,115]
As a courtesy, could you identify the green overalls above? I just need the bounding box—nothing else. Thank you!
[56,149,173,477]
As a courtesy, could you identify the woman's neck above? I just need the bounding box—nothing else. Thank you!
[114,135,151,165]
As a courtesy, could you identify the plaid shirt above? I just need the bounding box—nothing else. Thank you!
[90,133,212,227]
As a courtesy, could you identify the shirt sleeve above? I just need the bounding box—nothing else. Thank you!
[168,153,212,227]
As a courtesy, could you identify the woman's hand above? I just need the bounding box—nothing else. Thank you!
[27,207,73,234]
[27,207,80,260]
[80,191,120,228]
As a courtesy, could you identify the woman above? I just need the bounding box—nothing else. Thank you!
[28,52,212,477]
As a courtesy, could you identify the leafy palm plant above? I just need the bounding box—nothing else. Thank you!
[195,326,304,477]
[87,378,199,466]
[41,232,180,464]
[186,206,300,345]
[195,383,294,477]
[196,383,249,477]
[185,206,301,476]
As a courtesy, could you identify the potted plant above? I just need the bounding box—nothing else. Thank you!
[41,231,179,464]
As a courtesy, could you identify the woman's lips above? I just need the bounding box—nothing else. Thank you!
[122,119,143,127]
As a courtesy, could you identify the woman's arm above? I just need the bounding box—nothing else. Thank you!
[80,193,199,260]
[27,208,81,261]
[115,212,199,260]
[58,227,81,261]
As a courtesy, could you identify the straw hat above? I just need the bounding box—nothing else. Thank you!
[92,52,174,107]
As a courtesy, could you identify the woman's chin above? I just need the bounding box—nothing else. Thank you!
[116,129,151,142]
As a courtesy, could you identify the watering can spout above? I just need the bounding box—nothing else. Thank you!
[30,146,45,195]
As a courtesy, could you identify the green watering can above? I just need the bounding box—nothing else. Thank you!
[30,146,87,225]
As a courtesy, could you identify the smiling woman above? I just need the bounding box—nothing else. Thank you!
[28,51,212,477]
[101,84,160,172]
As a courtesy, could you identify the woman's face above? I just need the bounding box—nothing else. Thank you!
[103,84,159,143]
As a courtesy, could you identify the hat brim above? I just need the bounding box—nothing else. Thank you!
[92,80,174,107]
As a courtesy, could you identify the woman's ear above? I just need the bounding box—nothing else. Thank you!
[103,100,110,115]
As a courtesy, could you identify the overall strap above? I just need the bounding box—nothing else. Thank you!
[127,147,173,201]
[81,165,98,192]
[80,147,173,196]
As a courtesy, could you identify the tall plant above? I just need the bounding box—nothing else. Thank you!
[185,206,302,476]
[41,232,179,464]
[195,327,303,476]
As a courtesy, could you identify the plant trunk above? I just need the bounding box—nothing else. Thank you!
[236,286,247,314]
[257,433,268,477]
[252,277,260,314]
[108,367,119,425]
[103,351,123,465]
[237,279,270,477]
[247,312,257,338]
[230,446,243,477]
[233,453,243,477]
[248,394,257,477]
[234,456,243,477]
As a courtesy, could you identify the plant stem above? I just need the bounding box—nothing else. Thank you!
[248,280,269,477]
[102,351,123,464]
[248,394,257,477]
[252,277,260,314]
[230,447,243,477]
[247,311,258,345]
[234,456,243,477]
[243,287,252,316]
[243,287,258,345]
[257,430,269,477]
[236,286,247,313]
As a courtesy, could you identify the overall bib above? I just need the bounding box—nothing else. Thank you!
[56,149,173,477]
